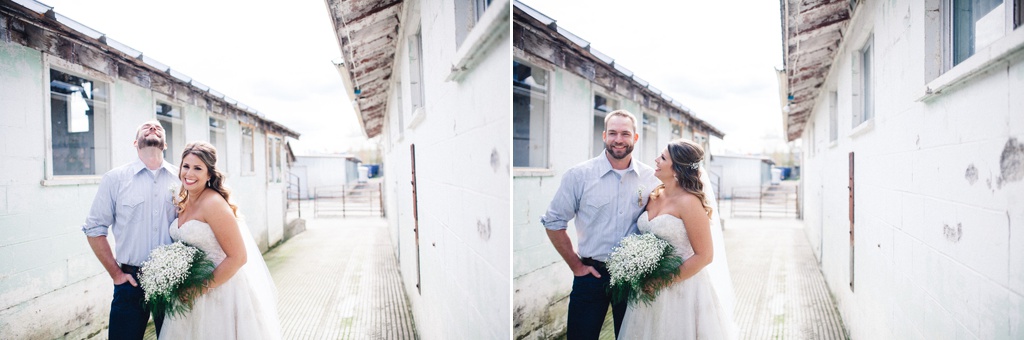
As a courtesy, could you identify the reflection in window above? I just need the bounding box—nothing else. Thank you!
[642,113,658,162]
[512,60,549,168]
[50,69,109,176]
[156,102,183,165]
[593,94,619,157]
[242,126,255,174]
[952,0,1005,66]
[209,117,227,169]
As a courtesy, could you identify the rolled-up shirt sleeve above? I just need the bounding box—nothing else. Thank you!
[540,168,581,231]
[82,172,117,237]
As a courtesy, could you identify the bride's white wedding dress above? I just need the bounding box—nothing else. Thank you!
[160,218,281,339]
[618,211,736,340]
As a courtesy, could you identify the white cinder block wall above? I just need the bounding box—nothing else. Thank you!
[798,0,1024,338]
[379,0,511,338]
[0,34,293,337]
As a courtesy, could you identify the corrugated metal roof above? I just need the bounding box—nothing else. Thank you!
[10,0,50,14]
[100,36,141,58]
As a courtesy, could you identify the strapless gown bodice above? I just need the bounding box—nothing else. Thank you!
[619,211,735,339]
[160,218,281,339]
[169,219,227,265]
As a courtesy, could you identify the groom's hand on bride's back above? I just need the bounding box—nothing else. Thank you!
[573,264,601,278]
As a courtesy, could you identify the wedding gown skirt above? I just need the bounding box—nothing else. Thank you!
[160,218,281,339]
[618,212,735,340]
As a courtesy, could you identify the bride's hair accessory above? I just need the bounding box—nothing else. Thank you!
[687,162,699,170]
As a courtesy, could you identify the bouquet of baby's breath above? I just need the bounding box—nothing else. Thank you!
[607,233,684,306]
[139,241,215,317]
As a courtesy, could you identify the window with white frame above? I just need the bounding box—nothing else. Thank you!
[642,113,658,162]
[267,135,282,183]
[241,125,255,174]
[829,91,838,143]
[592,93,619,157]
[209,117,227,169]
[512,59,549,168]
[156,101,184,165]
[49,68,110,177]
[948,0,1014,68]
[409,30,426,114]
[455,0,493,48]
[854,37,874,128]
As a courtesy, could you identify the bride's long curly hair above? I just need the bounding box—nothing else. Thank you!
[176,141,238,217]
[667,139,713,219]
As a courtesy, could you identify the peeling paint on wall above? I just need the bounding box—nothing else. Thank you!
[997,138,1024,188]
[943,223,962,243]
[965,164,978,185]
[477,217,491,241]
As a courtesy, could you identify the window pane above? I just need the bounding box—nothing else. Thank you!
[50,69,108,176]
[862,44,873,122]
[242,126,254,172]
[953,0,1005,65]
[513,60,548,168]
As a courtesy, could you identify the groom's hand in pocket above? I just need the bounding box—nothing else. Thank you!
[572,264,601,278]
[113,273,138,287]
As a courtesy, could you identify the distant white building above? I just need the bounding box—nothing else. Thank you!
[325,0,510,338]
[781,0,1024,338]
[707,154,774,199]
[0,2,299,338]
[291,154,361,199]
[511,2,726,338]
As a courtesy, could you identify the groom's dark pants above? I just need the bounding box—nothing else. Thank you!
[109,264,164,340]
[567,258,626,340]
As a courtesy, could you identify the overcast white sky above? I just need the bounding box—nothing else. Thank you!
[523,0,790,155]
[42,0,372,155]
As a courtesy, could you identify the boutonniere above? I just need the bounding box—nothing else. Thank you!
[637,185,646,207]
[168,184,180,203]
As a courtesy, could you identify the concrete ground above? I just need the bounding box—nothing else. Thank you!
[143,212,417,339]
[578,199,849,340]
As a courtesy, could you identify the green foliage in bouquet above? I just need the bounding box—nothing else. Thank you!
[139,241,216,318]
[607,233,685,306]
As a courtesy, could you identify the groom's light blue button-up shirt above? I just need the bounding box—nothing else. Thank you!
[82,158,178,267]
[541,152,659,262]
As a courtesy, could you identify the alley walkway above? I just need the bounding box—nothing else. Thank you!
[144,214,417,339]
[585,200,848,340]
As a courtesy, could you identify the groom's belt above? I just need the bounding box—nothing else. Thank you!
[581,257,606,270]
[119,263,141,275]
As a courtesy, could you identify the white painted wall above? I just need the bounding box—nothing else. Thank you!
[0,39,294,338]
[797,1,1024,338]
[378,0,510,338]
[708,154,770,199]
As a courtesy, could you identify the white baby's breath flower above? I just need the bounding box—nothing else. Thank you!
[139,242,199,303]
[607,233,671,286]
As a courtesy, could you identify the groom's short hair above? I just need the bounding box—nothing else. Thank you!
[604,109,638,133]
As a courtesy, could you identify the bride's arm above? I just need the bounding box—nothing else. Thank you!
[671,195,713,283]
[203,197,248,290]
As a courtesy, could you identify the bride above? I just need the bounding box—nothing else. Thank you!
[161,141,281,339]
[618,139,737,339]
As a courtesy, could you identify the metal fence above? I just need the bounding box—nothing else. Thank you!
[287,173,301,219]
[313,182,384,218]
[730,184,800,219]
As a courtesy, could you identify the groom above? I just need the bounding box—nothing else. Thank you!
[82,120,178,339]
[542,110,659,339]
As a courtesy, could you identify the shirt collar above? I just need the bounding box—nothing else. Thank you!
[130,157,177,175]
[597,150,637,176]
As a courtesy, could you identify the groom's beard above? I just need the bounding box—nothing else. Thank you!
[139,135,166,149]
[605,141,634,160]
